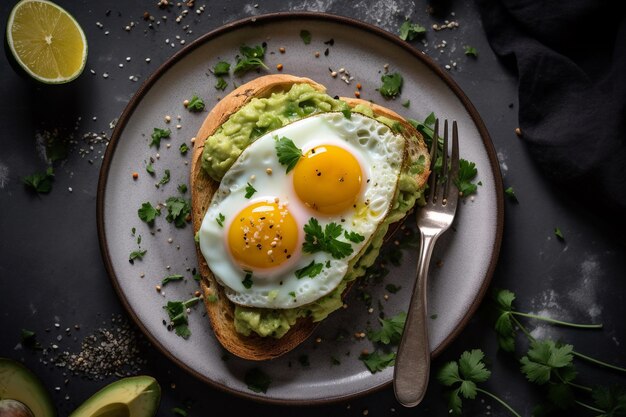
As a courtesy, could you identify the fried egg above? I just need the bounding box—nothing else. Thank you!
[198,112,405,309]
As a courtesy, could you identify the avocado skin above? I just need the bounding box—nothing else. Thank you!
[68,376,161,417]
[0,358,56,417]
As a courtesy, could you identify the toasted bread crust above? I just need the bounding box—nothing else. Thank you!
[191,74,429,360]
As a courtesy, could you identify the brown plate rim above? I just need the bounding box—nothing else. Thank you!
[96,11,504,406]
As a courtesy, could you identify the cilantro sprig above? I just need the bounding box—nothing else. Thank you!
[437,349,521,416]
[274,136,302,173]
[138,202,161,224]
[186,95,205,112]
[302,218,353,259]
[165,196,191,228]
[491,288,603,353]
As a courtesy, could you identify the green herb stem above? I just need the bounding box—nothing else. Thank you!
[511,312,603,329]
[475,388,522,417]
[575,400,605,413]
[567,380,593,393]
[572,350,626,373]
[510,315,534,340]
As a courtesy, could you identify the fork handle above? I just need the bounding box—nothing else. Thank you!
[393,231,438,407]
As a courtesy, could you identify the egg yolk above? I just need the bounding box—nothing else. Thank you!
[293,145,363,214]
[228,201,298,270]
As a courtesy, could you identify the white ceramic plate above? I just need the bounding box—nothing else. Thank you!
[97,12,503,404]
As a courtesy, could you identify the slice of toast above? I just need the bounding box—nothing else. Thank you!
[190,74,429,360]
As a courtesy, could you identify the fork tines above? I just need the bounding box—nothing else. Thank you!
[427,119,459,205]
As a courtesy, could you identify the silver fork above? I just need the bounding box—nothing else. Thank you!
[393,119,460,407]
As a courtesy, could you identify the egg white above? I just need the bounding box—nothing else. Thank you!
[198,112,405,309]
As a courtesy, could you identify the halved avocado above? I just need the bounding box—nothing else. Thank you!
[68,376,160,417]
[0,357,55,417]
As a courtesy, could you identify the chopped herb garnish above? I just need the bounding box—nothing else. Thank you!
[341,107,352,119]
[245,368,271,393]
[215,76,228,91]
[20,329,41,349]
[162,274,184,286]
[150,127,171,148]
[234,44,268,75]
[554,227,565,240]
[303,218,353,259]
[402,99,411,108]
[165,196,191,228]
[504,186,518,202]
[212,61,230,76]
[179,143,189,155]
[163,297,200,339]
[344,230,365,243]
[146,162,155,175]
[300,29,312,44]
[178,183,188,194]
[385,283,401,294]
[138,202,161,224]
[22,167,54,194]
[244,182,257,198]
[295,260,324,279]
[464,45,478,57]
[129,249,147,262]
[186,95,205,112]
[379,72,403,99]
[157,169,170,187]
[275,136,303,173]
[399,19,426,41]
[216,213,225,227]
[242,271,253,288]
[172,407,188,417]
[408,111,437,146]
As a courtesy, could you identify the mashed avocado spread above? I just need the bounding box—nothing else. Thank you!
[201,83,424,338]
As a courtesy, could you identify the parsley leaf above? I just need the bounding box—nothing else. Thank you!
[146,161,155,175]
[300,29,312,44]
[162,274,184,286]
[275,136,302,173]
[212,61,230,76]
[379,72,403,99]
[186,95,205,112]
[454,159,479,196]
[359,351,396,373]
[165,196,191,228]
[179,143,189,155]
[367,311,406,345]
[294,260,324,279]
[303,218,353,259]
[150,127,171,148]
[22,167,54,194]
[138,202,161,224]
[129,249,146,262]
[245,368,271,393]
[244,182,257,198]
[399,20,426,41]
[234,44,268,75]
